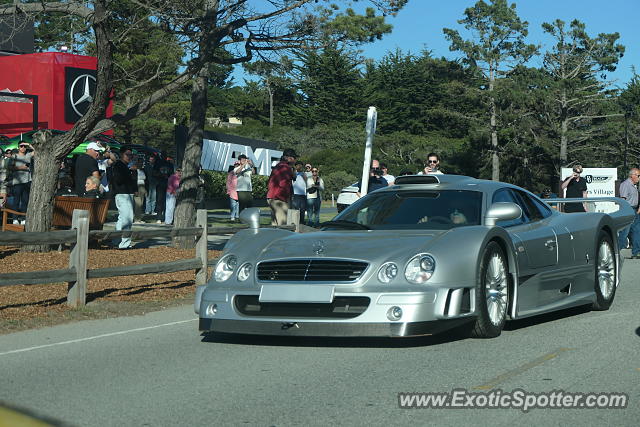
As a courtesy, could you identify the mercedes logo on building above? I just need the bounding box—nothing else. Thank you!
[69,74,96,117]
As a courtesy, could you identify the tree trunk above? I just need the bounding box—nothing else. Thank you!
[489,68,499,181]
[559,88,568,166]
[490,99,499,181]
[560,117,568,166]
[173,0,218,248]
[269,86,274,128]
[22,0,113,252]
[23,134,59,252]
[173,69,207,248]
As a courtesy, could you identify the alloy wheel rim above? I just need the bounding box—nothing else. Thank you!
[485,252,508,326]
[597,240,615,300]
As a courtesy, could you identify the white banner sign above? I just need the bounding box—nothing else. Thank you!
[561,167,617,213]
[200,139,282,176]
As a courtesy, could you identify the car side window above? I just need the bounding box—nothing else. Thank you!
[492,189,527,227]
[512,190,546,222]
[516,190,553,221]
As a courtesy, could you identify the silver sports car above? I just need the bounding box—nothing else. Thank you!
[196,175,634,338]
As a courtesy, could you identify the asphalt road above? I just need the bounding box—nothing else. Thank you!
[1,256,639,426]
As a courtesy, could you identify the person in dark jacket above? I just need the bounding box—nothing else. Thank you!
[111,149,138,249]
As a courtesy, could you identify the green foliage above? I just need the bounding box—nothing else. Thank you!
[251,174,270,199]
[539,19,625,165]
[321,7,394,43]
[284,44,364,126]
[201,170,227,199]
[443,0,538,74]
[321,170,358,200]
[363,50,479,137]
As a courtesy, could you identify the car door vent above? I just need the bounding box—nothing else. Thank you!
[257,260,368,282]
[559,283,571,295]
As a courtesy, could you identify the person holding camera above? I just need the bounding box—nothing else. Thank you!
[234,154,254,214]
[418,153,444,175]
[561,164,588,213]
[292,161,308,224]
[11,142,35,221]
[356,162,388,197]
[306,167,325,227]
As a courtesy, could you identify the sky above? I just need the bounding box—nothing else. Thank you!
[357,0,639,88]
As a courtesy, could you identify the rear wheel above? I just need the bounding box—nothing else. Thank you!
[471,241,509,338]
[592,230,616,311]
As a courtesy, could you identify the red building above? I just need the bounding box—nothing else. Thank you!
[0,52,113,137]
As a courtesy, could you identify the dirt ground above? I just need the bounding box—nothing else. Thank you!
[0,245,221,335]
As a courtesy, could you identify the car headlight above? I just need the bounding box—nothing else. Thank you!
[405,254,435,284]
[237,263,252,281]
[214,254,237,282]
[378,262,398,283]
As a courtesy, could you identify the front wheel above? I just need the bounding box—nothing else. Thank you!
[592,230,616,311]
[471,241,509,338]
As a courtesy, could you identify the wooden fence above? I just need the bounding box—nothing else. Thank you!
[0,209,298,308]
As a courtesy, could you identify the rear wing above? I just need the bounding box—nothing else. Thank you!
[544,197,635,232]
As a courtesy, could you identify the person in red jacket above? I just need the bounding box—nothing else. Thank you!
[267,148,297,225]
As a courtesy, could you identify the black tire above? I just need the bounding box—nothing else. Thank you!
[592,230,616,311]
[471,241,509,338]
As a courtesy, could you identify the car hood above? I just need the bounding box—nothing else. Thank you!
[255,229,448,262]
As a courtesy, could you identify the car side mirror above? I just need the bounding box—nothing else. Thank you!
[240,207,261,229]
[485,202,522,227]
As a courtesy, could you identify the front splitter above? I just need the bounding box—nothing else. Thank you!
[199,318,472,338]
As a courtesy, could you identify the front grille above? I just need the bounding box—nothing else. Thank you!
[257,260,368,282]
[234,295,370,319]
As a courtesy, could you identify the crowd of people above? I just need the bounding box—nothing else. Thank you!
[0,142,35,224]
[225,149,327,227]
[227,150,439,228]
[4,141,640,255]
[0,142,190,249]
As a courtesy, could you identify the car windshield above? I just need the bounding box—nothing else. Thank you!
[329,190,483,230]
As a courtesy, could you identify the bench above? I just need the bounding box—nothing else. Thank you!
[1,196,110,232]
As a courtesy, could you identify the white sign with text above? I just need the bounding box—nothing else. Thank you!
[200,139,282,176]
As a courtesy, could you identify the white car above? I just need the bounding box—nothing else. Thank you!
[336,182,359,212]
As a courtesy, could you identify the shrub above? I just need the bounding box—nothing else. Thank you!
[322,170,358,201]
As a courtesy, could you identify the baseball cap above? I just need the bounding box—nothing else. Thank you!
[283,148,298,158]
[86,142,105,152]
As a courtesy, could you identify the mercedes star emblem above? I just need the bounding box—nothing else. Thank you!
[69,74,96,117]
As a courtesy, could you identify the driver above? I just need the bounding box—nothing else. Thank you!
[450,209,467,225]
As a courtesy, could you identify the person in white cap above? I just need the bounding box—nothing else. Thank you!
[74,142,103,194]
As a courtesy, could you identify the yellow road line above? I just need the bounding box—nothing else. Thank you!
[473,348,572,390]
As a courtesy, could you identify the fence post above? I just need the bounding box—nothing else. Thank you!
[195,209,208,285]
[67,209,89,307]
